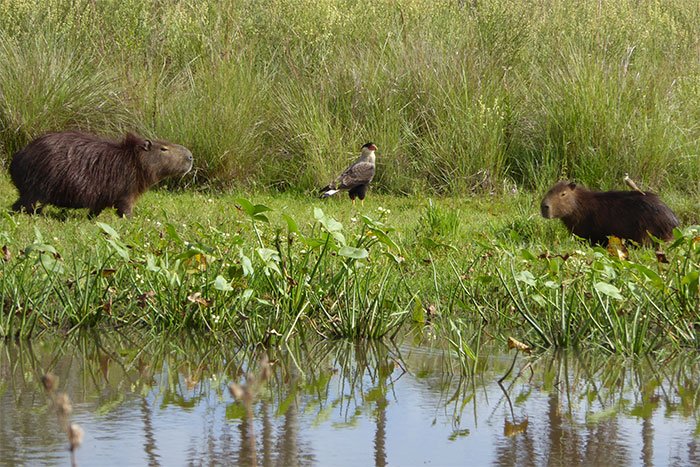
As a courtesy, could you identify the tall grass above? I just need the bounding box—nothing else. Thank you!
[0,0,697,193]
[0,35,135,159]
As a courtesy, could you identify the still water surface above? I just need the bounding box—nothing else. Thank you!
[1,332,699,466]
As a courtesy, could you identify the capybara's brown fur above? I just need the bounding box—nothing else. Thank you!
[9,131,193,217]
[540,181,680,245]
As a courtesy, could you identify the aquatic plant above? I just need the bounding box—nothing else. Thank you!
[0,186,697,361]
[492,226,700,354]
[0,198,410,343]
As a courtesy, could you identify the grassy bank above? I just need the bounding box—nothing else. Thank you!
[0,175,697,356]
[1,0,699,193]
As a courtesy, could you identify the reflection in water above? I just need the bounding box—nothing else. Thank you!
[1,331,700,466]
[140,395,159,466]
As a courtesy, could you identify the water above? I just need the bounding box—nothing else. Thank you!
[1,332,699,466]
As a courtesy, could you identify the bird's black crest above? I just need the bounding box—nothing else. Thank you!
[362,142,375,149]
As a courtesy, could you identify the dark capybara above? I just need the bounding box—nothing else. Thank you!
[9,131,193,217]
[540,181,680,245]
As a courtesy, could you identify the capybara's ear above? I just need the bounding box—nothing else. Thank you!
[567,182,577,190]
[140,140,152,152]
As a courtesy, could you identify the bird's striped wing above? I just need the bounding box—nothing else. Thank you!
[336,161,375,189]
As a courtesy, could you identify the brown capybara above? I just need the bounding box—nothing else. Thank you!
[540,181,680,245]
[9,131,193,217]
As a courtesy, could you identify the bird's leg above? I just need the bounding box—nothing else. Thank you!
[352,199,356,206]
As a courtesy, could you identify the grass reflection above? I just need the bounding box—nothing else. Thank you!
[1,332,700,465]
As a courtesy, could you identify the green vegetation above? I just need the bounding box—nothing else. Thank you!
[0,1,699,362]
[0,174,697,357]
[0,0,698,193]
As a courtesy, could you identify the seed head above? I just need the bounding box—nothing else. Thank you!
[55,392,73,416]
[259,356,272,382]
[41,373,58,393]
[67,423,84,451]
[228,382,245,401]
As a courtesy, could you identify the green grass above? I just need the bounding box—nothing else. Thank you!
[0,174,697,358]
[0,0,698,193]
[0,0,699,360]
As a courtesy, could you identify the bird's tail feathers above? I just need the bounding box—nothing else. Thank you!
[320,189,340,198]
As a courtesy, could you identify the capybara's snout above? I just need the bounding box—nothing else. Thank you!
[540,200,551,218]
[183,149,194,173]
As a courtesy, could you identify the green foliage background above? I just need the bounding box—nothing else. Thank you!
[0,0,698,194]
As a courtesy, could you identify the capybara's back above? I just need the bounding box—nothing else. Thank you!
[9,131,193,217]
[540,181,679,245]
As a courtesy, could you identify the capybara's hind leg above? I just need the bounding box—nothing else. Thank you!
[11,197,40,214]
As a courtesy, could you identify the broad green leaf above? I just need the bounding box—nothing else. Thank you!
[257,248,281,276]
[24,242,58,256]
[146,255,158,272]
[300,236,326,248]
[39,254,64,274]
[235,198,271,222]
[235,197,255,216]
[594,281,624,300]
[213,275,233,292]
[682,271,699,296]
[314,208,342,232]
[175,247,207,261]
[514,270,536,287]
[520,249,537,261]
[239,250,254,277]
[628,263,664,290]
[97,222,129,259]
[531,294,546,307]
[164,223,182,244]
[338,246,368,259]
[362,216,400,251]
[33,226,44,243]
[96,222,121,239]
[257,248,280,263]
[106,238,130,261]
[252,204,272,215]
[253,212,270,223]
[281,213,300,234]
[412,296,425,324]
[314,208,346,245]
[547,259,560,274]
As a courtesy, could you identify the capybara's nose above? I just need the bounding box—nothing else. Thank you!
[540,202,550,218]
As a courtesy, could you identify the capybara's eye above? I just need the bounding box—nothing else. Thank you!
[160,146,169,152]
[560,192,566,197]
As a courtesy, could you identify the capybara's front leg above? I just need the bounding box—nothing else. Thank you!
[115,199,134,218]
[88,208,104,219]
